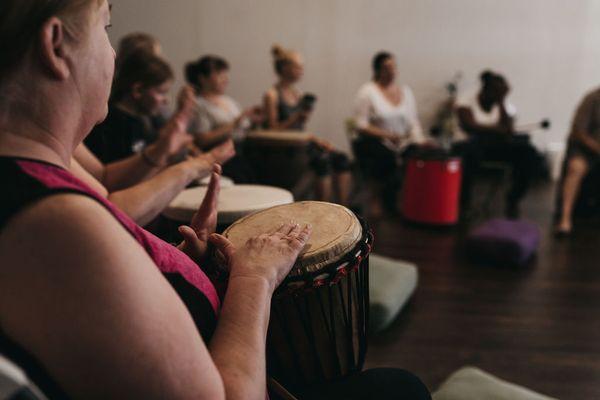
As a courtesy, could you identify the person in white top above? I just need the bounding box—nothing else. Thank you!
[454,71,537,218]
[185,55,263,183]
[353,51,428,214]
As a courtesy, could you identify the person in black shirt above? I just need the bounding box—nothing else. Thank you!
[86,51,175,163]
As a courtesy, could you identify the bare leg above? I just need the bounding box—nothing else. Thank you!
[333,172,352,206]
[315,175,333,202]
[556,156,589,233]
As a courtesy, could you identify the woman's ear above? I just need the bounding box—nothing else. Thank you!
[38,16,71,80]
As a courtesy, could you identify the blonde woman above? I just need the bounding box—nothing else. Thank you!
[263,45,353,206]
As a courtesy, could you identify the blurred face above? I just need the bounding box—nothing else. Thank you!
[378,57,397,83]
[135,80,172,116]
[71,1,116,124]
[484,79,510,103]
[282,53,304,82]
[204,69,229,94]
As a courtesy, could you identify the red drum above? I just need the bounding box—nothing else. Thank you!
[401,156,462,225]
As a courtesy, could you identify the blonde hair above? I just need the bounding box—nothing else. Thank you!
[271,44,297,75]
[0,0,103,80]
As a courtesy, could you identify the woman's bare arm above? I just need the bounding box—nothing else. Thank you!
[72,141,235,226]
[74,143,163,191]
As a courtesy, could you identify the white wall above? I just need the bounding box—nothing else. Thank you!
[110,0,600,152]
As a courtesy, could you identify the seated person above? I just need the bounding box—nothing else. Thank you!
[555,87,600,235]
[0,2,431,399]
[86,52,177,163]
[353,51,428,213]
[185,55,262,183]
[454,71,537,218]
[78,51,234,226]
[263,44,352,206]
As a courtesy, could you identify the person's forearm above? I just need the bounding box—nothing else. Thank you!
[209,276,272,400]
[574,132,600,154]
[109,161,207,226]
[195,123,236,149]
[358,125,393,140]
[103,144,170,191]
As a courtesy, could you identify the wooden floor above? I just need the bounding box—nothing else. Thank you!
[363,182,600,399]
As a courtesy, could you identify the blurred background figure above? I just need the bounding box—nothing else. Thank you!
[86,52,177,163]
[185,55,262,183]
[454,71,538,218]
[263,44,352,206]
[555,87,600,236]
[353,51,428,215]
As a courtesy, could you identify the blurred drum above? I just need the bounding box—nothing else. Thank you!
[196,175,234,188]
[219,201,373,390]
[401,153,462,225]
[162,184,294,227]
[244,130,312,191]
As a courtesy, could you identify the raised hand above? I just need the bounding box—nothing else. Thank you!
[150,110,194,165]
[177,164,222,264]
[176,85,197,118]
[243,105,264,125]
[209,222,312,291]
[208,139,236,165]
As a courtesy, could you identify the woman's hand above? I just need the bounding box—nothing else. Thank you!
[177,165,222,264]
[243,105,264,125]
[208,139,236,165]
[181,140,235,182]
[147,111,194,166]
[209,223,312,292]
[176,85,197,117]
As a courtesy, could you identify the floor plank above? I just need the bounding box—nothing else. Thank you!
[364,182,600,399]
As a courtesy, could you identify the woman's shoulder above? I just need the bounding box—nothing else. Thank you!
[357,81,378,94]
[264,86,279,101]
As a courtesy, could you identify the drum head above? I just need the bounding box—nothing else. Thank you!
[197,175,234,188]
[246,130,312,146]
[222,201,362,276]
[163,184,294,224]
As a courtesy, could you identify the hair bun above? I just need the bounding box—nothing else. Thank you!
[271,44,286,60]
[480,70,495,84]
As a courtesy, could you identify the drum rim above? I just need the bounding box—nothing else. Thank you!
[274,215,373,295]
[163,184,294,223]
[221,201,363,275]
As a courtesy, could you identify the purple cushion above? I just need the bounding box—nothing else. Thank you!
[467,219,541,266]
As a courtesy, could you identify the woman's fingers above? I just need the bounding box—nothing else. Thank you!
[275,222,295,235]
[208,233,236,260]
[293,225,312,247]
[178,225,199,243]
[287,223,301,237]
[196,170,221,219]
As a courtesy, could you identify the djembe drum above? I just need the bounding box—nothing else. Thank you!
[220,201,373,391]
[244,130,312,191]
